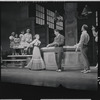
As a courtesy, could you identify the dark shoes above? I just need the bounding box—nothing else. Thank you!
[81,69,91,73]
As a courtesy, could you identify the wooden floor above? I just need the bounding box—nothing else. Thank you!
[1,66,98,91]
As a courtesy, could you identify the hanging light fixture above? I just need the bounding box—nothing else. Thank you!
[81,5,92,16]
[54,10,63,22]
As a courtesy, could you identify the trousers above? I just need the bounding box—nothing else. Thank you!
[81,45,90,70]
[55,52,63,69]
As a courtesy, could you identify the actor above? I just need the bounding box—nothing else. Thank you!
[47,29,64,72]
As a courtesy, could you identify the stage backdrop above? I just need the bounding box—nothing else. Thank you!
[1,3,29,54]
[16,17,35,38]
[35,25,49,48]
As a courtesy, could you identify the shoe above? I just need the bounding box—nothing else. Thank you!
[56,69,62,72]
[24,66,28,68]
[81,70,86,73]
[83,70,91,74]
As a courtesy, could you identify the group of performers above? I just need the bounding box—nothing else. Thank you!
[8,24,98,73]
[9,29,32,55]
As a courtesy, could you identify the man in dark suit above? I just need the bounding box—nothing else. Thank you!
[47,29,65,72]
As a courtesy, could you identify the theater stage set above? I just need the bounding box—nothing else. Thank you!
[1,46,98,91]
[1,2,98,91]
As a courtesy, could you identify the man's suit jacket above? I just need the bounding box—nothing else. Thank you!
[53,34,65,53]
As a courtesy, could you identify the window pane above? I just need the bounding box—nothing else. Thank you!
[36,4,44,13]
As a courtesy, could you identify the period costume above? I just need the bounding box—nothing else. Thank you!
[26,39,45,70]
[13,37,20,55]
[14,37,20,49]
[24,33,33,54]
[24,33,32,47]
[19,34,26,48]
[9,35,15,49]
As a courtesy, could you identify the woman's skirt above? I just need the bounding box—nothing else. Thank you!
[27,46,45,70]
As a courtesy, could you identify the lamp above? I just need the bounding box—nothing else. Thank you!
[54,10,63,22]
[81,5,92,16]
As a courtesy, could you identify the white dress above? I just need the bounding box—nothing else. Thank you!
[13,37,20,49]
[9,36,15,48]
[19,34,26,48]
[26,39,45,70]
[24,33,33,48]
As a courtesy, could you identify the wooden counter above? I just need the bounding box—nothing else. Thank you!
[41,46,83,70]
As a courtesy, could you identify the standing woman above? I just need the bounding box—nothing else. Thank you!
[14,34,20,55]
[25,34,45,70]
[19,30,25,55]
[24,29,32,55]
[9,32,15,55]
[75,24,90,73]
[92,25,98,68]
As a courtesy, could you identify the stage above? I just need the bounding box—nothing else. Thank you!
[1,66,98,91]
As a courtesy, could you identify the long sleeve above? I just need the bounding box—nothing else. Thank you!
[53,35,64,46]
[30,39,37,45]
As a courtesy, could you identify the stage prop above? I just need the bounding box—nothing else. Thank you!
[2,59,27,68]
[41,46,83,70]
[2,55,33,67]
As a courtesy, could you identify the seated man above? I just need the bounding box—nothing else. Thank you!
[47,29,65,72]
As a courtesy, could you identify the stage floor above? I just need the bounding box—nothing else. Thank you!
[1,66,98,91]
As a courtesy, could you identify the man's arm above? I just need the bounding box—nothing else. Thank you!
[47,42,57,47]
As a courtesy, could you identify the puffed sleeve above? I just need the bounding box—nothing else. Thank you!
[30,39,37,45]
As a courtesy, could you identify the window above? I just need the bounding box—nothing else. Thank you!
[36,4,64,30]
[47,9,54,29]
[36,4,45,25]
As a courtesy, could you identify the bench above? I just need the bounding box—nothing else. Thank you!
[2,59,27,68]
[7,55,33,64]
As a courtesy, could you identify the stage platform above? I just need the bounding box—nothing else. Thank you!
[1,67,98,91]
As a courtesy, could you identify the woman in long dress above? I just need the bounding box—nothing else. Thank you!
[19,30,25,55]
[25,34,45,70]
[13,34,20,55]
[9,32,15,55]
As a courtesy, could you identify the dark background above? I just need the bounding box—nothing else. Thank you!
[0,1,99,100]
[1,2,99,65]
